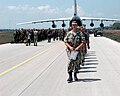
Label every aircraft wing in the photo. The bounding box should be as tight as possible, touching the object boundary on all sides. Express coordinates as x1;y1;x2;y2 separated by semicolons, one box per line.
16;17;71;25
16;17;120;25
81;17;120;22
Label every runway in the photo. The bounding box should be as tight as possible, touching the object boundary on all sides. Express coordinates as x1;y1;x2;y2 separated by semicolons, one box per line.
0;35;120;96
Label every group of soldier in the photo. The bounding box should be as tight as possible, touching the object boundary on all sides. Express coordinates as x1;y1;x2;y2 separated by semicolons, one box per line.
64;21;90;83
13;28;67;46
13;23;90;83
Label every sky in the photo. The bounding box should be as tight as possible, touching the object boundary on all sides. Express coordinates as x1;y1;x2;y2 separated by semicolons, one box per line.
0;0;120;29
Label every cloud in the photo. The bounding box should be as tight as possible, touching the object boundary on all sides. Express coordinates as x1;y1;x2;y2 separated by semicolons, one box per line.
87;10;105;17
7;5;60;14
37;5;60;14
8;5;31;11
7;5;86;17
65;5;85;16
113;14;120;18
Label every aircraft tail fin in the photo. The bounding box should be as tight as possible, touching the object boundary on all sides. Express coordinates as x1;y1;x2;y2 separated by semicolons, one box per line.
74;0;77;16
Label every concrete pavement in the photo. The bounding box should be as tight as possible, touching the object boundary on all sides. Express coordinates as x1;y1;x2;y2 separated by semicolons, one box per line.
0;35;120;96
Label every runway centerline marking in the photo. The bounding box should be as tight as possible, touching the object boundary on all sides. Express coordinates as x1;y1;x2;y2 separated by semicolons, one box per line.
0;45;57;76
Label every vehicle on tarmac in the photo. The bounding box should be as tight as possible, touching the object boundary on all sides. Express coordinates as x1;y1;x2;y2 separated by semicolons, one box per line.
94;30;103;37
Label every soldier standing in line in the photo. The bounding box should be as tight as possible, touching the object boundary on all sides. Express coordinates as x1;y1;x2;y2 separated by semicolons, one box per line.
33;29;38;46
52;29;56;41
26;30;31;46
79;26;86;66
84;29;90;51
64;21;84;83
47;28;52;43
80;26;90;66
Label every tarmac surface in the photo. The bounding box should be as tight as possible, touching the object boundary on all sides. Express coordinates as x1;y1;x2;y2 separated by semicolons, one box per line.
0;35;120;96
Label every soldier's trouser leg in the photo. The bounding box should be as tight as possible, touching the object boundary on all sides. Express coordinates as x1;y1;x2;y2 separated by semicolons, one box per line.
73;60;79;81
36;40;37;46
77;51;81;69
34;39;35;46
85;44;87;54
48;37;51;42
67;59;74;82
81;51;85;66
26;41;28;46
67;59;79;82
34;38;37;46
67;59;74;73
28;39;31;46
67;71;73;82
74;72;78;81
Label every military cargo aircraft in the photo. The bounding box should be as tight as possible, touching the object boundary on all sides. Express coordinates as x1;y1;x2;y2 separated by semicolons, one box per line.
16;0;120;28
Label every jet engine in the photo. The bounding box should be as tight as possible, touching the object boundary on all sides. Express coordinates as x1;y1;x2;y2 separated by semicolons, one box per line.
62;21;66;27
52;21;57;28
100;22;104;27
90;20;94;27
90;22;94;27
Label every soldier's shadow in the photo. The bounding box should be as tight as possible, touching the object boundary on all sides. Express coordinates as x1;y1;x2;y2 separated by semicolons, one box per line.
78;70;97;73
80;66;97;69
73;50;101;82
84;50;99;66
73;78;101;83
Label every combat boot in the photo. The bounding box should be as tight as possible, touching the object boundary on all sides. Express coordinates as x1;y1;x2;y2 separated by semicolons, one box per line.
67;72;73;82
74;72;78;81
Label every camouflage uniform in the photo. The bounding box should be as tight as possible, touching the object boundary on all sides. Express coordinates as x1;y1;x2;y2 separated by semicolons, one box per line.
33;30;38;46
26;32;31;46
80;32;86;65
64;31;82;73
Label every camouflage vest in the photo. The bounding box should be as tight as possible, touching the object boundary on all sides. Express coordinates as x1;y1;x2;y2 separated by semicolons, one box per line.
64;31;82;47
